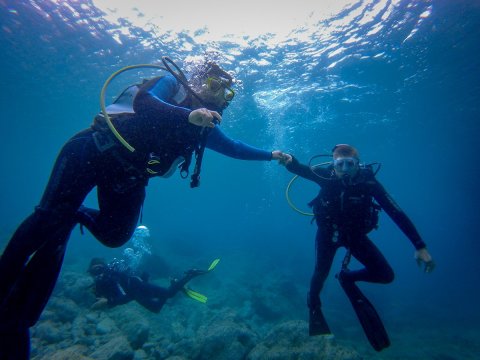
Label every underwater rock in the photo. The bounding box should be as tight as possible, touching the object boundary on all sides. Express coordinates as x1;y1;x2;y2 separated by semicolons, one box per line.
41;344;92;360
33;320;69;344
132;348;148;360
247;320;361;360
194;320;259;360
126;320;150;350
90;336;134;360
111;307;150;349
48;297;81;323
57;271;96;306
96;317;116;335
72;313;100;346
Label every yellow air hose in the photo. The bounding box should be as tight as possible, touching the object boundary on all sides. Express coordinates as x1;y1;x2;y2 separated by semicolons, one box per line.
285;175;314;216
285;162;332;217
100;64;167;152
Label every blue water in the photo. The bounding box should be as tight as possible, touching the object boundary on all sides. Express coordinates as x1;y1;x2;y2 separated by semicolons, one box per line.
1;0;479;358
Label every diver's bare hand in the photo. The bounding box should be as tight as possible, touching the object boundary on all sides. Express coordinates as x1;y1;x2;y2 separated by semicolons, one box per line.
415;248;435;273
189;108;222;128
277;153;293;166
271;150;285;161
90;298;108;310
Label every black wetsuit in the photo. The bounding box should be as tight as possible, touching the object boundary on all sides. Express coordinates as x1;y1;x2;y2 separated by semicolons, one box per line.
0;75;272;359
286;157;426;310
92;261;187;313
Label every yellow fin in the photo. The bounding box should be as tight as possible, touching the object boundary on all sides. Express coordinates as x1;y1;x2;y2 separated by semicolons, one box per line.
207;258;220;272
183;287;207;303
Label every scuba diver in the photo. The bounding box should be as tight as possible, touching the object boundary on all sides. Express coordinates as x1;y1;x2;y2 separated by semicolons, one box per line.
88;257;215;313
0;57;286;359
279;144;435;351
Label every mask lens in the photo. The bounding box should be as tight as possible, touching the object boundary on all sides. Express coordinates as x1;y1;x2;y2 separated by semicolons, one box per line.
207;77;222;92
207;77;235;101
334;157;358;171
224;87;235;101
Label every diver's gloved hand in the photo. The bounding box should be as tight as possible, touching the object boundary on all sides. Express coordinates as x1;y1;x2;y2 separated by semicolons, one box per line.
415;248;435;273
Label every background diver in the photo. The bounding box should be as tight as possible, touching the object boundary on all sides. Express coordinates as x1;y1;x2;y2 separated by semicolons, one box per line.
0;57;285;359
279;144;435;351
88;257;217;313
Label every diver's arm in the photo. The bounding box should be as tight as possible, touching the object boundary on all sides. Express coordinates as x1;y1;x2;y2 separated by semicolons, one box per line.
285;156;330;185
133;75;192;126
372;180;426;250
206;126;272;160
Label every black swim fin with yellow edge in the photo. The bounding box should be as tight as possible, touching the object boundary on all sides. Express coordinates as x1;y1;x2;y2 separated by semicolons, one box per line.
339;274;390;352
182;258;220;303
182;287;208;303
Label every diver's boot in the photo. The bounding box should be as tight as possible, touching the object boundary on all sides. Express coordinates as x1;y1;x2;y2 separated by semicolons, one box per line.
307;293;331;336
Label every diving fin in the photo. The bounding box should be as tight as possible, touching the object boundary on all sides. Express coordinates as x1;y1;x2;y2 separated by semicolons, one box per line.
207;258;220;272
182;259;220;303
309;305;331;336
183;287;207;303
339;276;390;351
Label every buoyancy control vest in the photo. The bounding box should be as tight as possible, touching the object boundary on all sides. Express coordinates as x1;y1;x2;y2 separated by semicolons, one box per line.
308;166;381;233
92;76;204;186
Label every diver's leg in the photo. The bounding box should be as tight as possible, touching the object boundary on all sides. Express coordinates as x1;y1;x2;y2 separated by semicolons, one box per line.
129;277;169;313
167;269;208;296
308;228;338;335
77;183;146;248
0;130;96;305
343;235;394;284
130;269;207;313
0;326;30;360
309;228;338;307
0;130;97;357
2;229;70;326
338;235;391;351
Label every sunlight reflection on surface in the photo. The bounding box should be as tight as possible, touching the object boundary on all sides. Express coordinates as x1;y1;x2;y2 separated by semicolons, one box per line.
91;0;355;43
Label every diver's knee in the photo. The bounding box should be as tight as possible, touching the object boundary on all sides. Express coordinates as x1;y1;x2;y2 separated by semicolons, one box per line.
97;229;132;248
97;236;129;248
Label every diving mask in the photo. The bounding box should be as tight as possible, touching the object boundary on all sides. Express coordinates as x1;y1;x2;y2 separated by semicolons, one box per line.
206;77;235;101
333;157;359;175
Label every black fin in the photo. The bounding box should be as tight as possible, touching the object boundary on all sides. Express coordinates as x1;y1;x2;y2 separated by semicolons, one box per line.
340;279;390;351
309;305;331;336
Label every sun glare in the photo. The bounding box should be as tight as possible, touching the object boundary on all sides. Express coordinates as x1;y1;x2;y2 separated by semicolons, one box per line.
92;0;355;43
